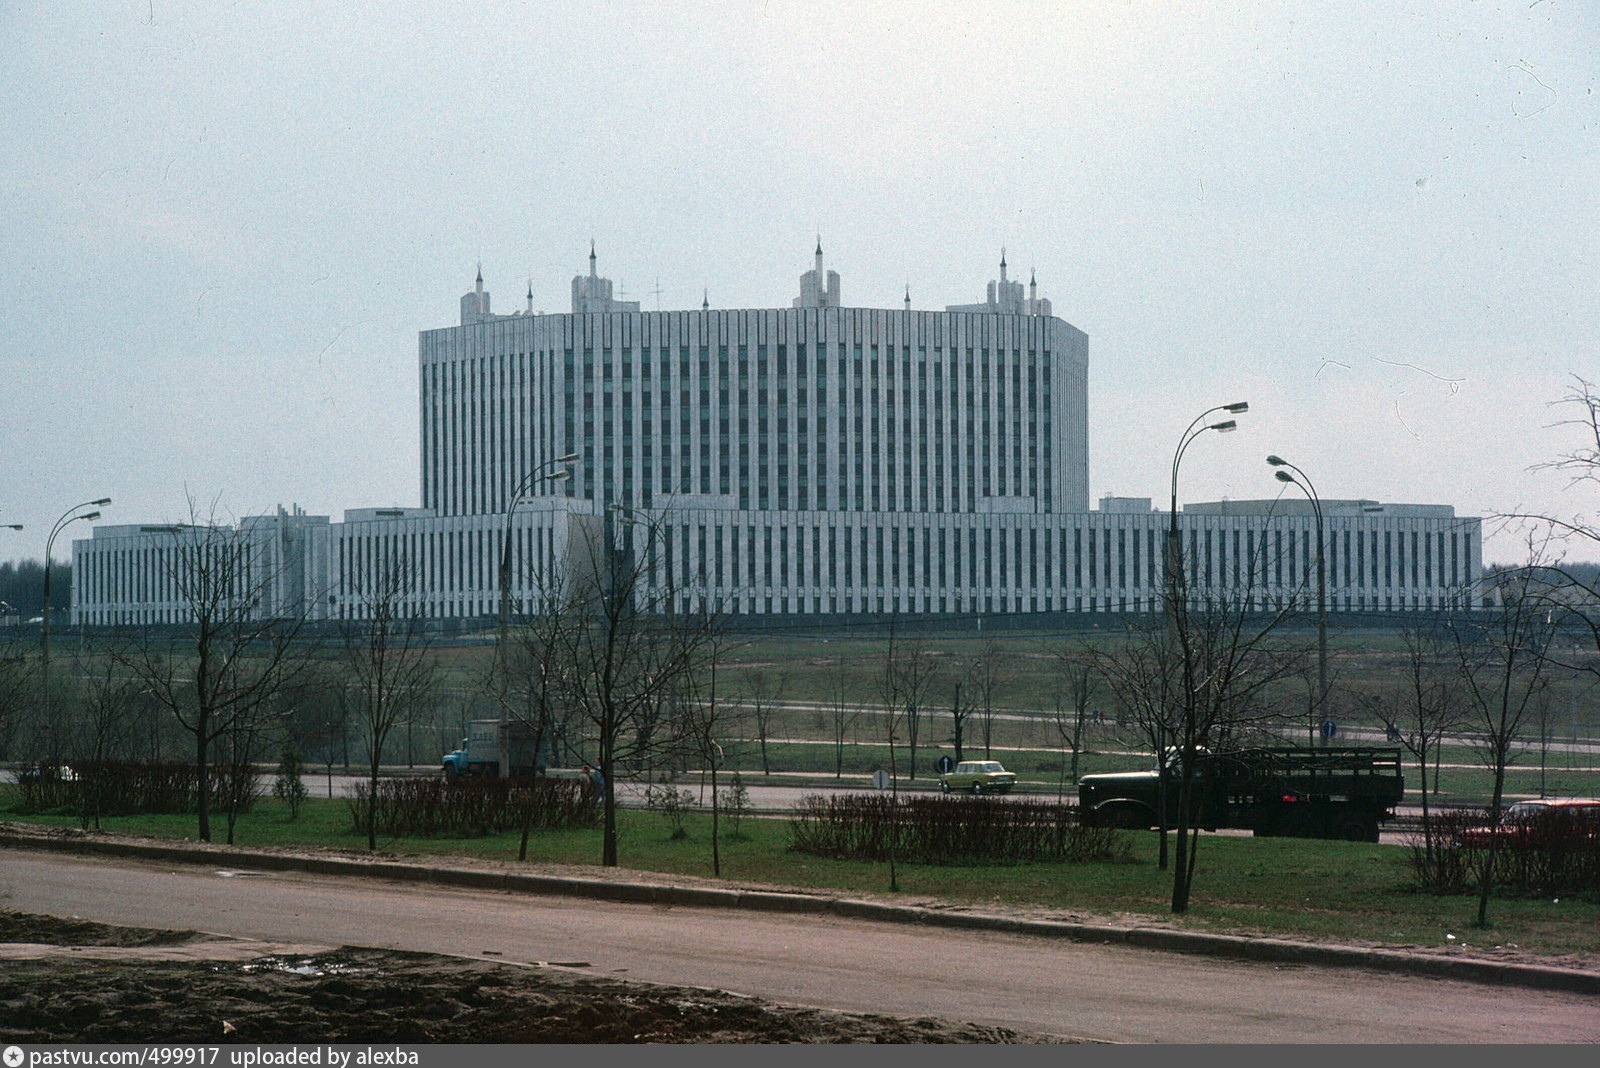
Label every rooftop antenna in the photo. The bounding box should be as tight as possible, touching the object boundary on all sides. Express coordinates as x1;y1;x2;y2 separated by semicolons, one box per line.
650;277;664;311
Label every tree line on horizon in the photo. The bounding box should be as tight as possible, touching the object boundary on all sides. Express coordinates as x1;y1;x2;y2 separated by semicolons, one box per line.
0;560;70;618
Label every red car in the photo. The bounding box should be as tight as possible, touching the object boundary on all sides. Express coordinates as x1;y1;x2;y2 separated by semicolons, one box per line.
1459;798;1600;849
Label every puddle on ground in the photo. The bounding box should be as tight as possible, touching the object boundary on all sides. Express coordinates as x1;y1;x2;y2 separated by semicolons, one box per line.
240;956;366;977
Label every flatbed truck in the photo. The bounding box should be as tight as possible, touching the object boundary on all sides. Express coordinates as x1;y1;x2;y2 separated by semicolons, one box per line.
1078;746;1404;842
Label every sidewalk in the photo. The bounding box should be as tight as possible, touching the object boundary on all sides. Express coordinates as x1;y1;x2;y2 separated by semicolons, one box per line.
2;820;1596;997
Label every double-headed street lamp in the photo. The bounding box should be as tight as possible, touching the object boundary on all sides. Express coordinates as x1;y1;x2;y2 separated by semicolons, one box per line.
42;497;111;761
1268;455;1328;745
498;456;577;636
1167;403;1249;624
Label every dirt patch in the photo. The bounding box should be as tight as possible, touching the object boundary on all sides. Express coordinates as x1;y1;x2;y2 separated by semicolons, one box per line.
0;910;203;947
0;912;1065;1043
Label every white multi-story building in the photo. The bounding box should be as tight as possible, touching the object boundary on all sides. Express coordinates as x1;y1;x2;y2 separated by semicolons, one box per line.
72;249;1481;625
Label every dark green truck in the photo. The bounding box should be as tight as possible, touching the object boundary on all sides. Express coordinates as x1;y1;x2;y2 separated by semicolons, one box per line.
1077;747;1404;843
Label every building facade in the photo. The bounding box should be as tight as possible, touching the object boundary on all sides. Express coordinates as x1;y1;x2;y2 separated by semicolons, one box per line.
72;250;1481;626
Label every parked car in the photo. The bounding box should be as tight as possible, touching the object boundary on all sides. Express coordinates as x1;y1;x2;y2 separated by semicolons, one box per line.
1458;798;1600;849
939;760;1016;795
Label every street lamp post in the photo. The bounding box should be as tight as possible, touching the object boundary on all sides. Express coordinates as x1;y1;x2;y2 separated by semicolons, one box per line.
42;498;111;762
1268;455;1327;745
1160;403;1246;889
498;455;577;637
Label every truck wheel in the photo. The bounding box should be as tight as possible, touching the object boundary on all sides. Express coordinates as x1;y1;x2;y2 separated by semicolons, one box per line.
442;764;457;782
1335;815;1377;842
1100;804;1146;830
971;782;984;795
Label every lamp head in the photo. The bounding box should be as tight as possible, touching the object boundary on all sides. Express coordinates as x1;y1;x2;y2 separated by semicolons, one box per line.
1266;455;1286;467
555;453;578;464
1223;402;1249;414
91;498;112;507
1209;420;1237;433
550;469;571;482
1275;470;1295;484
81;512;101;522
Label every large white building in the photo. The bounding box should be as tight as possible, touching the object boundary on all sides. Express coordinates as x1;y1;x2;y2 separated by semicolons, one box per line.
73;249;1481;626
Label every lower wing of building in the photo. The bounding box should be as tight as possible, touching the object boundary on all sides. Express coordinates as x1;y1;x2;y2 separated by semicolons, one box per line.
71;496;1482;626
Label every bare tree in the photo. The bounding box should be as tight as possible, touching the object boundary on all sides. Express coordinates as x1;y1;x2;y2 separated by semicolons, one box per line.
1092;630;1180;869
64;647;140;830
1097;592;1302;912
1450;563;1558;928
1047;640;1099;793
1351;625;1466;861
556;514;721;867
880;630;939;783
1501;376;1600;779
738;666;788;777
216;691;276;845
340;550;437;852
484;572;584;862
110;508;307;842
964;639;1009;758
825;661;861;780
678;629;734;876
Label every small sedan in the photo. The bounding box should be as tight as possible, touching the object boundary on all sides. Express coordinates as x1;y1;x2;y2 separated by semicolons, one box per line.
939;760;1017;795
1459;798;1600;849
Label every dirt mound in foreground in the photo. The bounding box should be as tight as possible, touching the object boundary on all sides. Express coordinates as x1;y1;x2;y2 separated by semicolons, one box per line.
0;912;1063;1044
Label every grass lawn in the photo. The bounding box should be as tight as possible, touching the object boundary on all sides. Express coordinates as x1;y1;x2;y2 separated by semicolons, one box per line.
7;792;1597;965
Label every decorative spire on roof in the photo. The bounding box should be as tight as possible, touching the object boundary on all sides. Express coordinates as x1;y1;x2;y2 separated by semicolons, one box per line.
999;248;1008;282
702;289;710;310
589;240;597;278
904;285;911;310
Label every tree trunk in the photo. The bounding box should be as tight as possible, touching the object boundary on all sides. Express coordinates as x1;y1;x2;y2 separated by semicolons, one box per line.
1475;761;1508;928
195;723;212;843
1169;759;1197;913
600;738;618;867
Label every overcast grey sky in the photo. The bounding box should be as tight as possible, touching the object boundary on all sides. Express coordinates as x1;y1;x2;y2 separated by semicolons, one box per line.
2;1;1596;567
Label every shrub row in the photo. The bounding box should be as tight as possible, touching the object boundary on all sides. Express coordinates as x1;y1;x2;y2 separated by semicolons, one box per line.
788;793;1130;865
11;761;258;816
1408;807;1600;899
347;776;599;838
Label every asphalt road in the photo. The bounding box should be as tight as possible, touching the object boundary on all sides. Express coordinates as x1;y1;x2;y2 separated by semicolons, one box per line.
2;849;1593;1043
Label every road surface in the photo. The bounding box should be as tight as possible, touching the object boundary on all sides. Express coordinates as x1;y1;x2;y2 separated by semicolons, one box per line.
1;849;1592;1043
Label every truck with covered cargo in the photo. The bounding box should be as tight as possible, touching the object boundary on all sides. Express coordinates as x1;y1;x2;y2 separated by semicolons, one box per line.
441;719;544;779
1077;746;1403;842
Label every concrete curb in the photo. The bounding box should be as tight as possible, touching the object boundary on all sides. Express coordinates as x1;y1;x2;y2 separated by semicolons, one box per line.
4;829;1596;996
